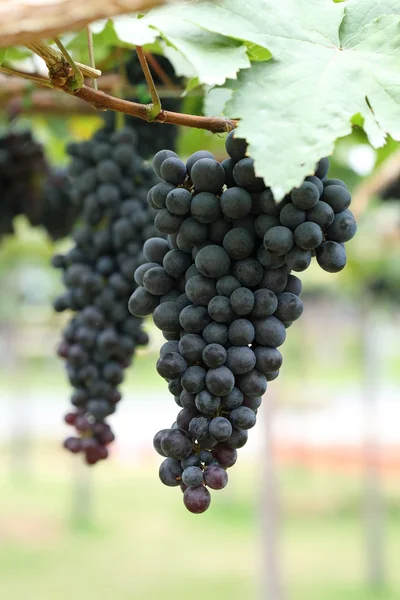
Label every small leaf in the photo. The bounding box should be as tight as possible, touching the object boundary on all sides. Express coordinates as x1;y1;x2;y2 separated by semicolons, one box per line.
0;48;7;66
203;87;233;117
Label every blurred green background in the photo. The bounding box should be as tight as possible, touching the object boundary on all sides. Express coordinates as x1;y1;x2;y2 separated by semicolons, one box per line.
0;109;399;600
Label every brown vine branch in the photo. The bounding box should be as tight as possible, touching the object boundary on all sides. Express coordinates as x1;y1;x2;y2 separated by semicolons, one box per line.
75;85;237;133
136;46;162;120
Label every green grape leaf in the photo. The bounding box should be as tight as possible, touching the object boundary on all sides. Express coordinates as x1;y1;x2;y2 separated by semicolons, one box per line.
90;9;251;86
172;0;400;199
0;48;7;66
203;87;233;117
339;0;400;44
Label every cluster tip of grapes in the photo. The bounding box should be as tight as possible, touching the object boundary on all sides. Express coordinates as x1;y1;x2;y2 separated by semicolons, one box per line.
53;126;162;465
128;131;357;513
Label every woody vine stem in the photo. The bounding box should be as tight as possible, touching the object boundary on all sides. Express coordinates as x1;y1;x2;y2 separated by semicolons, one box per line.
0;37;237;134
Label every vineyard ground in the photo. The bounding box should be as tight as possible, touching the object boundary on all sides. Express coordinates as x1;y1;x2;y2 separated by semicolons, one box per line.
0;444;400;600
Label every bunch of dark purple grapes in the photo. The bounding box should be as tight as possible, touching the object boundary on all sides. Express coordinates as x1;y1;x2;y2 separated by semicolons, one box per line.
53;126;161;465
0;129;86;242
128;131;357;513
0;129;48;241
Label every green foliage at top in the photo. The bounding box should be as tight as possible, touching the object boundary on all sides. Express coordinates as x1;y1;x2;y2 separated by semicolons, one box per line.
3;0;400;200
68;0;400;200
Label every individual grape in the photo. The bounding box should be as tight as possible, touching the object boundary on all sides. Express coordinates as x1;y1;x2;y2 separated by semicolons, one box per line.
259;189;289;216
191;192;221;223
179;305;210;333
179;217;208;245
253;316;286;347
185;264;200;281
204;464;228;490
166;188;192;216
257;246;286;270
233;258;263;287
315;157;330;180
160;157;187;185
228;319;255;346
153;149;179;177
220;387;244;410
316;241;347;273
212;444;237;468
225;346;256;375
181;366;207;394
284;274;303;296
195;390;221;415
128;287;160;317
178;334;206;365
206;366;235;396
209;417;232;442
233;157;264;191
181;453;201;469
225;428;248;449
216;275;241;297
202;322;229;346
225;130;248;161
221;158;236;187
242;395;262;411
251;288;278;318
230;287;255;316
182;466;204;487
143;267;173;296
191;158;225;194
151;181;176;209
155;209;184;234
168;378;183;398
64;437;82;453
183;486;211;513
254;214;280;238
285;246;312;272
188;415;210;439
159;458;183;486
179;389;196;409
280;202;306;230
326;209;357;243
229;405;258;429
324;178;347;189
264;226;294;256
305;175;324;196
294;222;323;250
274;292;304;322
220;187;252;220
321;185;351;213
209;218;232;244
254;346;283;374
236;369;267;398
186;275;217;306
156;352;187;379
163;249;192;279
195;245;230;279
223;228;254;260
208;296;235;323
186;150;215;175
202;344;227;368
291;182;320;210
161;429;192;460
153;302;181;333
306;201;334;229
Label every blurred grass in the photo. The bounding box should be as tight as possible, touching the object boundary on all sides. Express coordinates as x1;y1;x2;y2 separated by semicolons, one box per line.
1;443;400;600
